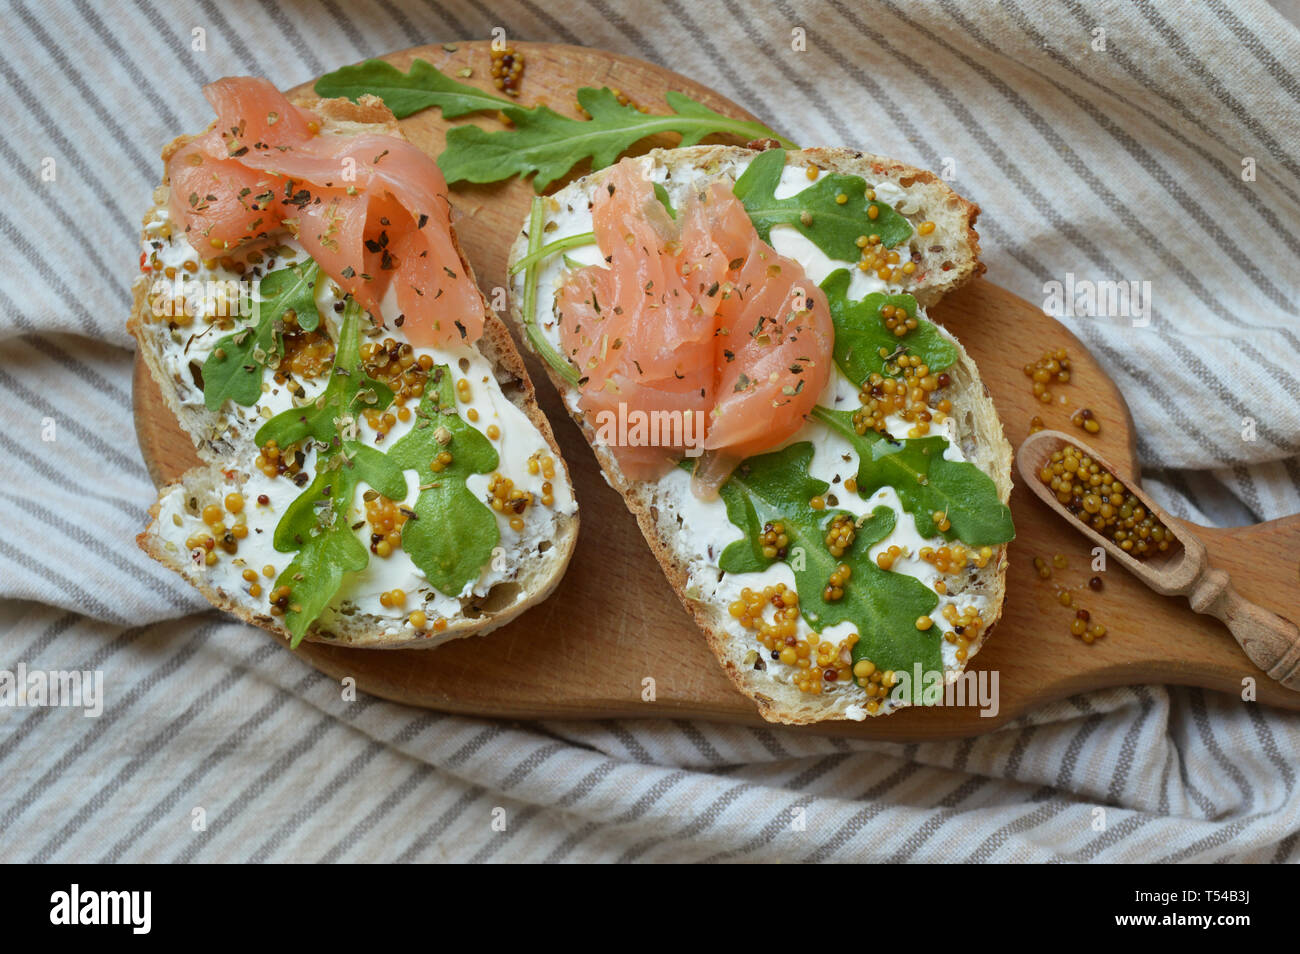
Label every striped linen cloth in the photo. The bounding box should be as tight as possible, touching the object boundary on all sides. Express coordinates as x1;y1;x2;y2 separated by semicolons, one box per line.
1;0;1298;863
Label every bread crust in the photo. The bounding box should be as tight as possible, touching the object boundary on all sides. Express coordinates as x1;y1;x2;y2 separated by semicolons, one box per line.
131;94;578;650
507;145;1009;722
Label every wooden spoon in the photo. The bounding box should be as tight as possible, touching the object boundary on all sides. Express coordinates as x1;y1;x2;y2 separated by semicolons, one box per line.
1018;429;1300;691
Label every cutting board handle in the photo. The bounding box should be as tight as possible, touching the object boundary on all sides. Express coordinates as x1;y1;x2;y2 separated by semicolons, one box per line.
1188;566;1300;690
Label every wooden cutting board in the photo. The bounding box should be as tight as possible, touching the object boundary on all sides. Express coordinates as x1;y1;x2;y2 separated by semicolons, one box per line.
132;41;1300;738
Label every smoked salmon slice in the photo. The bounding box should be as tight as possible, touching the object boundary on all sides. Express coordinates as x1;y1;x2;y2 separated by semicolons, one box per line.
166;76;483;347
557;160;833;492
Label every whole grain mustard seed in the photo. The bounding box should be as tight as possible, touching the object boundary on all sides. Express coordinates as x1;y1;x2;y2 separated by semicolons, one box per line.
823;563;851;602
824;513;856;558
852;353;951;440
1037;444;1172;559
919;544;992;575
365;494;410;558
360;338;429;407
488;472;540;532
940;603;985;663
1072;406;1102;434
490;45;525;96
760;521;789;560
1024;346;1071;404
729;583;859;694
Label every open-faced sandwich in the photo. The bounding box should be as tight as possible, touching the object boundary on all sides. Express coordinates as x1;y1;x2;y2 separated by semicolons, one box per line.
132;77;577;649
508;145;1013;722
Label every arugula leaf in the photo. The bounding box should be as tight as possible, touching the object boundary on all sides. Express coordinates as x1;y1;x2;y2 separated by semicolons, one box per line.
271;444;406;552
261;302;397;646
653;182;676;219
313;57;514;119
202;260;320;411
504;180;670;277
255;301;393;449
821;269;956;384
387;366;500;595
439;87;796;192
201;321;268;411
519;197;582;387
733;149;912;261
271;443;407;645
507;230;596;277
814;407;1014;545
715;443;940;689
258;259;321;332
274;525;369;646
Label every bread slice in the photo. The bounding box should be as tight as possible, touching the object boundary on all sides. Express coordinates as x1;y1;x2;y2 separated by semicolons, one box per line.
506;145;1010;721
131;94;578;649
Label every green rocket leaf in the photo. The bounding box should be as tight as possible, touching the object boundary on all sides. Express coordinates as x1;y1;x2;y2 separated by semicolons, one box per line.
439;87;796;192
714;443;941;690
254;301;392;449
257;258;321;332
262;302;398;646
732;149;912;261
274;525;369;646
387;366;500;596
317;59;795;190
201;260;320;411
313;57;515;119
653;181;676;219
271;444;406;552
814;407;1014;545
821;269;957;384
518;197;582;387
271;441;406;645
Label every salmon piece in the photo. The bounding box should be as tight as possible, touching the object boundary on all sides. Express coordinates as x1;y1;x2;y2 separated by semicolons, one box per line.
558;162;712;388
556;160;833;492
687;183;832;460
557;162;713;480
165;76;483;347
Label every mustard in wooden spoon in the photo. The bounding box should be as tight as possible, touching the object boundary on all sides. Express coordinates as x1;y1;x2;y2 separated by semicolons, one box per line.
1018;429;1300;691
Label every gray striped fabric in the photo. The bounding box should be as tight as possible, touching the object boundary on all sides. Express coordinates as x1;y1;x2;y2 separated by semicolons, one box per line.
2;0;1298;862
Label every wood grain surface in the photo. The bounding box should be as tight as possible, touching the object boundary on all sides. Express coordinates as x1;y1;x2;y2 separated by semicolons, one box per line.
132;41;1300;738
